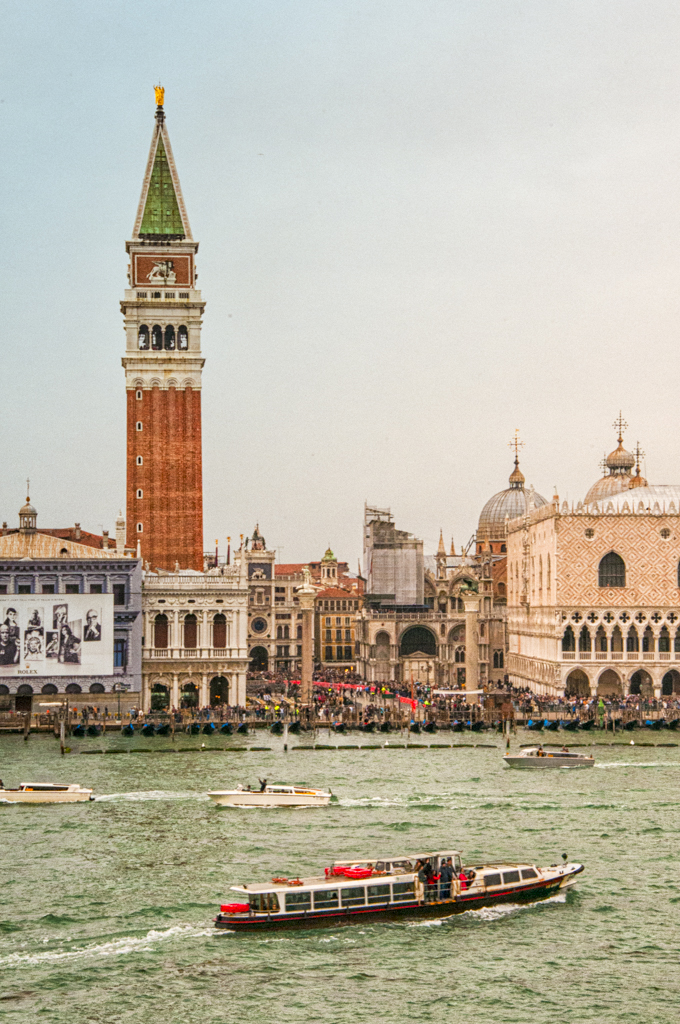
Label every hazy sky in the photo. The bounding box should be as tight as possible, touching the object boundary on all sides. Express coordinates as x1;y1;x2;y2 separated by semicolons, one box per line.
3;0;680;566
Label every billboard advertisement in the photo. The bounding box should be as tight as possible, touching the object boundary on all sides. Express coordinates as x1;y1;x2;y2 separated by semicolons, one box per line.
0;595;114;677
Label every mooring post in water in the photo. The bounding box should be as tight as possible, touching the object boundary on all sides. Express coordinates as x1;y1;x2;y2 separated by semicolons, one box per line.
23;712;30;741
60;717;66;756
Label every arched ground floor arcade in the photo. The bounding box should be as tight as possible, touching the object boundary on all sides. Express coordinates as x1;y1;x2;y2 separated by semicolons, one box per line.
142;660;248;711
560;664;680;699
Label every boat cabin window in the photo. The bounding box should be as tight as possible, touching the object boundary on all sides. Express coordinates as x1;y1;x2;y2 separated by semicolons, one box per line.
341;886;366;907
285;891;311;912
521;868;538;880
453;854;462;875
249;893;280;914
392;882;415;902
502;870;520;884
313;889;339;910
367;884;391;904
484;873;502;888
390;860;413;872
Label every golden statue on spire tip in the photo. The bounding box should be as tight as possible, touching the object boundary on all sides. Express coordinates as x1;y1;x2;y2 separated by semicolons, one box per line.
154;84;165;107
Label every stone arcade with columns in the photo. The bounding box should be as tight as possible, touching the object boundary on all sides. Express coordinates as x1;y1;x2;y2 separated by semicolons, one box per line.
142;553;248;711
507;482;680;699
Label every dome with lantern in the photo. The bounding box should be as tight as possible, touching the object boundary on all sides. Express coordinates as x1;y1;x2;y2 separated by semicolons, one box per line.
477;447;547;550
584;415;647;505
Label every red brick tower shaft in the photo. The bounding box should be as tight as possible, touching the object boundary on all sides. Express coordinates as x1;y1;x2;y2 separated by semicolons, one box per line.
121;92;205;571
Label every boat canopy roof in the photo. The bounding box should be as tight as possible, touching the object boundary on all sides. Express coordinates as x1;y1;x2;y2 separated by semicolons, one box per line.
232;870;416;894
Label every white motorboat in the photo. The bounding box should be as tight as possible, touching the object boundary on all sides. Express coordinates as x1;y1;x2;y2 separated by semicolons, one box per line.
0;783;94;804
208;784;332;808
503;746;594;769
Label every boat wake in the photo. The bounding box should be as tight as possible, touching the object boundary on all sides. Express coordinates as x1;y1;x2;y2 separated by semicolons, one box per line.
0;924;211;969
94;790;208;802
408;892;567;928
594;762;675;770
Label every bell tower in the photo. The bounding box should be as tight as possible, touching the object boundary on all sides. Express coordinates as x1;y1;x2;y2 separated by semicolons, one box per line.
121;88;205;571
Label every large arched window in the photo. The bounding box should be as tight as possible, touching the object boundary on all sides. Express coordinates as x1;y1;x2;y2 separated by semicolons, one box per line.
164;325;175;350
399;626;437;657
579;625;591;653
598;551;626;588
138;325;150;350
213;613;227;648
154;613;168;649
178;325;188;350
561;625;575;652
184;613;197;649
151;325;163;350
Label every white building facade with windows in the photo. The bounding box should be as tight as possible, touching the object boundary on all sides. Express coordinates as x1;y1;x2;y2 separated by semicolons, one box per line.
142;556;249;710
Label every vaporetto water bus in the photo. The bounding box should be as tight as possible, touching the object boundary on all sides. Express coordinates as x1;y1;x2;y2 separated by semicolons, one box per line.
503;747;595;769
214;849;584;931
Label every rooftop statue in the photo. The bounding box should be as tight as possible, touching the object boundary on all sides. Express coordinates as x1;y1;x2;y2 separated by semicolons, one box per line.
154;85;165;107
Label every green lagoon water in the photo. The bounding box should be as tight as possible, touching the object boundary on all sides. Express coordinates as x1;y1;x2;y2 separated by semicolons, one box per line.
0;730;679;1023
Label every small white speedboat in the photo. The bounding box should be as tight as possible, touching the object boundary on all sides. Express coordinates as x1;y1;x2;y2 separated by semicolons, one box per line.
208;784;332;808
0;783;94;804
503;747;594;769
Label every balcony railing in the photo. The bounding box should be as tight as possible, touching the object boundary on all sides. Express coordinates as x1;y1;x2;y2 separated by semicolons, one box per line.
562;649;680;663
145;647;243;660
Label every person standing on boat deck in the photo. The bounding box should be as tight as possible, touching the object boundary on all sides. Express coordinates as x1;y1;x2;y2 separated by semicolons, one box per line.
459;868;468;891
259;778;267;792
439;858;453;899
423;862;436;901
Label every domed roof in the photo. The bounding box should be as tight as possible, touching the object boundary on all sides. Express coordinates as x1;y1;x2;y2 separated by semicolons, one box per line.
477;459;548;540
605;440;635;472
584;473;631;505
584;417;641;504
629;467;648;489
20;498;36;516
322;546;336;562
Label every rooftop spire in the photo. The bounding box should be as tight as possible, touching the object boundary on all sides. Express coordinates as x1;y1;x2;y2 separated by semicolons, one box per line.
437;529;446;556
507;429;525;489
132;87;192;241
613;411;628;445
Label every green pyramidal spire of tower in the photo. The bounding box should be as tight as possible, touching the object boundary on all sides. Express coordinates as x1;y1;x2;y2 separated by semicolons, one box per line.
139;136;185;237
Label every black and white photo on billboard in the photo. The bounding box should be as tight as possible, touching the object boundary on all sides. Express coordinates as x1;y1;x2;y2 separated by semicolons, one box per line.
84;608;102;641
0;596;114;676
3;607;20;641
27;608;43;628
0;622;19;665
24;628;44;660
58;617;81;665
45;631;59;659
53;604;68;630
